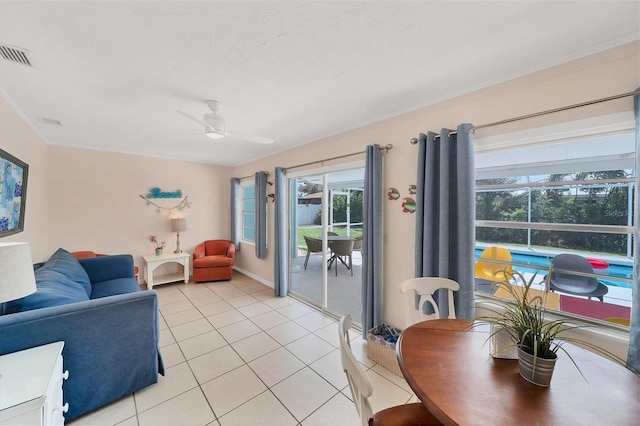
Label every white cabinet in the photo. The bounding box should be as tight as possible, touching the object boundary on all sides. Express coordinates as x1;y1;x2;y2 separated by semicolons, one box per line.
0;342;69;426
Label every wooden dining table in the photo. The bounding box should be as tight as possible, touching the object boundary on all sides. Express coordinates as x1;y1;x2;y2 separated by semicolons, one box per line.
396;319;640;425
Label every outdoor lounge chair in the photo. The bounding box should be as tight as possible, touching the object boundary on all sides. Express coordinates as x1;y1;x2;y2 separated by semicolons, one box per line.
548;253;608;301
474;246;513;283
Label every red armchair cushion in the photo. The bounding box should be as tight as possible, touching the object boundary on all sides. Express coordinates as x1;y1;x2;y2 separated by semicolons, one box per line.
193;256;233;268
205;240;234;257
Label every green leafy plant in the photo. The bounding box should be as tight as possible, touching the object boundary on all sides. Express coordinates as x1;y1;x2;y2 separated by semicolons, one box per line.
477;269;591;379
476;268;638;382
491;271;568;359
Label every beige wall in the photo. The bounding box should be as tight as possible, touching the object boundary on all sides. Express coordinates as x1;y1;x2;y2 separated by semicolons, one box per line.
46;147;232;273
232;41;640;330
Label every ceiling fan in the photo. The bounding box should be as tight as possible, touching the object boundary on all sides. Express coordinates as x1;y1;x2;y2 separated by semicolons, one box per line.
178;100;274;144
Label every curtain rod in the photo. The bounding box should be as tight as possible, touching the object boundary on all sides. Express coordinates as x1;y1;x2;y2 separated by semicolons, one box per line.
237;171;270;181
409;90;640;144
235;143;392;179
285;143;393;172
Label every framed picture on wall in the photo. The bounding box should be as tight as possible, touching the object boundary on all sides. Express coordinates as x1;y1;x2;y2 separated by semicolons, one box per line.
0;149;29;237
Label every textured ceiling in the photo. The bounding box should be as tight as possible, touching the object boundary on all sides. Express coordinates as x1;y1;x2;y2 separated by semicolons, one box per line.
0;1;638;166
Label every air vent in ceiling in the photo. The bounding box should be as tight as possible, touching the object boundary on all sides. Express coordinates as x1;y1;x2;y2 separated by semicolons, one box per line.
37;117;63;126
0;43;36;67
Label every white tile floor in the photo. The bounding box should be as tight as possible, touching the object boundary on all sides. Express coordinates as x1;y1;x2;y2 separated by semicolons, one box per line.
68;272;417;426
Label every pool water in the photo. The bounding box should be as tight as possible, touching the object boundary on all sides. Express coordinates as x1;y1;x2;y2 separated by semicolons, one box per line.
475;248;633;289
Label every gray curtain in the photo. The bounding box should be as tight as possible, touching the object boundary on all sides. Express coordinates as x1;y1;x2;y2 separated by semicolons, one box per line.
230;178;241;250
628;90;640;374
255;171;268;259
274;167;287;296
362;144;383;338
415;124;475;319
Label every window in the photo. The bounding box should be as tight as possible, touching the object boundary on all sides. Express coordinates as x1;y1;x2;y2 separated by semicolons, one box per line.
475;173;634;257
242;184;255;242
474;125;635;327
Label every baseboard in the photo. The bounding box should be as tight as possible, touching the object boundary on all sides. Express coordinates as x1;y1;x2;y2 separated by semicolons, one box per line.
233;266;273;288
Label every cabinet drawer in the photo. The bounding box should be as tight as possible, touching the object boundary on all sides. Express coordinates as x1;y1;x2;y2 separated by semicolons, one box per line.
44;355;68;425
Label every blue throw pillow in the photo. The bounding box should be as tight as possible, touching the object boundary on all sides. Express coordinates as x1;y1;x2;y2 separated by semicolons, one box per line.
43;248;92;297
2;248;91;315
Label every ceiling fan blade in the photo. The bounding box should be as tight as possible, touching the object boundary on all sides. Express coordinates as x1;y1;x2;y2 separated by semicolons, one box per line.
178;132;207;139
178;110;215;132
226;131;274;144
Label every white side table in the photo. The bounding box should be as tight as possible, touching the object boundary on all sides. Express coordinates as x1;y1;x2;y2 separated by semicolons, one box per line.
143;252;190;289
0;341;69;426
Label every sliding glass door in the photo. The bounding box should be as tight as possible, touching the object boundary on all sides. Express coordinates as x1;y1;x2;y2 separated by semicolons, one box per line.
288;166;364;323
289;173;324;308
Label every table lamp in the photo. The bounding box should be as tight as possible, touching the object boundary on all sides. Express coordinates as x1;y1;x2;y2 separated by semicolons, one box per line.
0;242;37;303
171;218;186;253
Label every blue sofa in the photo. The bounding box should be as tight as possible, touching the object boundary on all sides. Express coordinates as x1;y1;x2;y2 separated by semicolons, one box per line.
0;248;164;421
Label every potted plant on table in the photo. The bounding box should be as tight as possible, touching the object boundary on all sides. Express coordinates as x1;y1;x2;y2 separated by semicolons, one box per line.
148;235;166;256
476;269;583;387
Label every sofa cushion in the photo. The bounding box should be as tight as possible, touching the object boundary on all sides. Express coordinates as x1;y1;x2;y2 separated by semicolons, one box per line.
2;248;91;314
45;248;93;296
193;255;234;268
90;278;140;299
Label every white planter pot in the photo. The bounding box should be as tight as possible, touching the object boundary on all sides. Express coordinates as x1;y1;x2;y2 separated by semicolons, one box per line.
490;324;519;359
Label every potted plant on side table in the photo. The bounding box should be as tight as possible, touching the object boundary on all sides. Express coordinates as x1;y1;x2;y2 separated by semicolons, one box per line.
148;235;166;256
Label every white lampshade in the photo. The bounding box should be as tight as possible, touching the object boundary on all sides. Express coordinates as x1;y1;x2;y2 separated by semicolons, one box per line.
0;242;37;303
171;218;186;232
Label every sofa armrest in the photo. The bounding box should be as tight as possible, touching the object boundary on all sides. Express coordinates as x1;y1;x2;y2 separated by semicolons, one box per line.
79;254;135;283
193;243;206;260
0;290;163;421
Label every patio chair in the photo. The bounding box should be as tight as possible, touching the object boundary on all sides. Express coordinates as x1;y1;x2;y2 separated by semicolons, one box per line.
549;254;608;301
352;236;363;251
303;236;324;269
400;277;459;327
338;315;442;426
474;246;513;283
326;232;340;262
328;239;355;276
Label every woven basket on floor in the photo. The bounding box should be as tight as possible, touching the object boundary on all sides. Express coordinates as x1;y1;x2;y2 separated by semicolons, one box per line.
366;324;402;377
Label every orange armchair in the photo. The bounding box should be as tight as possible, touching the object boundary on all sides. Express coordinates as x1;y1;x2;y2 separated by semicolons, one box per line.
192;240;236;283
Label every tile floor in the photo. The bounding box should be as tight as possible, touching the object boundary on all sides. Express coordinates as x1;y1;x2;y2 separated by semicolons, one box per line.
68;272;417;426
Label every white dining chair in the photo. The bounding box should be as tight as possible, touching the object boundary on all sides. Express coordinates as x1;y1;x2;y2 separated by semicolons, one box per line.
338;315;441;426
400;277;459;328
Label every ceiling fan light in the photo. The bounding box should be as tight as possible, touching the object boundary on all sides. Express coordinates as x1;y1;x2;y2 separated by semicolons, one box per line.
205;131;225;139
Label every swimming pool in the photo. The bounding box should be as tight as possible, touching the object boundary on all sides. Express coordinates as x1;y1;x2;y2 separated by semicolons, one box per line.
475;248;633;289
